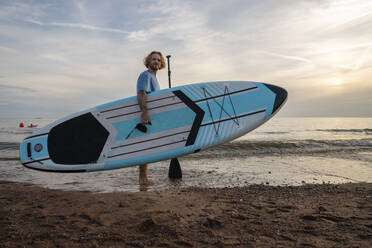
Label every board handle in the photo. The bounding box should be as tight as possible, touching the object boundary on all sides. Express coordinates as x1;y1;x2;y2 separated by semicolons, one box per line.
27;142;32;158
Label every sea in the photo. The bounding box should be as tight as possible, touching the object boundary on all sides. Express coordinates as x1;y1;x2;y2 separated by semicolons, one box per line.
1;117;371;193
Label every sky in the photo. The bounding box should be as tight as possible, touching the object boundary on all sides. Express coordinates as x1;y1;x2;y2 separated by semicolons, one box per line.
0;0;371;118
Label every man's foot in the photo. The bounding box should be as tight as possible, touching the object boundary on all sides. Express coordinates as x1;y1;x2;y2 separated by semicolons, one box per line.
139;177;161;186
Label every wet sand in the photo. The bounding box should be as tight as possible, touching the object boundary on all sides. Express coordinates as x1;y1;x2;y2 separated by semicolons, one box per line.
1;181;371;248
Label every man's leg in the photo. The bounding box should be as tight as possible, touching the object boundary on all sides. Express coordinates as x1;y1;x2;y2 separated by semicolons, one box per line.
139;164;149;185
139;164;159;185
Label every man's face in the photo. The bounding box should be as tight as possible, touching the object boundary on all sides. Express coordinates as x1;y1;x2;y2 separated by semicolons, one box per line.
149;53;161;71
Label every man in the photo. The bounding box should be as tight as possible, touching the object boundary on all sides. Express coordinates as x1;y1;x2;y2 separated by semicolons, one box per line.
137;51;166;185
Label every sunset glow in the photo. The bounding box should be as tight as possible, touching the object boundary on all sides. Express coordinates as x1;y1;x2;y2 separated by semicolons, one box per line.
328;78;343;86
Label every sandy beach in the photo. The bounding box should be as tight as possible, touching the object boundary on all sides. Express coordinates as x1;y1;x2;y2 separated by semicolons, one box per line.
1;181;371;247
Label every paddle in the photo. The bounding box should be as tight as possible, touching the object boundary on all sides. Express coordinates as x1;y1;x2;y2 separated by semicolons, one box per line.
166;55;182;179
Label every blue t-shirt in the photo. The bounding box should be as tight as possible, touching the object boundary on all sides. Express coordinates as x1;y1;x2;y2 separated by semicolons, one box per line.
137;70;160;93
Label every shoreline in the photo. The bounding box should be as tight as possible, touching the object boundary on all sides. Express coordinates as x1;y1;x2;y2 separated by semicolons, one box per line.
1;181;371;247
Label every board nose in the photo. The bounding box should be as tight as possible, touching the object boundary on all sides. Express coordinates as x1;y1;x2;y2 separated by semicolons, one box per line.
263;83;288;114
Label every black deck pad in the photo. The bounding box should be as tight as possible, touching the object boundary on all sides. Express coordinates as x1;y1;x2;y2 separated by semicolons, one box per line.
48;113;109;165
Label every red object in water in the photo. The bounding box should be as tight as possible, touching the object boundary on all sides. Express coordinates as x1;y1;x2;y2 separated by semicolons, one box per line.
19;123;24;128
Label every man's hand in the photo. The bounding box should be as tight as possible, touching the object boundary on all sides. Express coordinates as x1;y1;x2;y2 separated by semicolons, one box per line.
141;111;150;124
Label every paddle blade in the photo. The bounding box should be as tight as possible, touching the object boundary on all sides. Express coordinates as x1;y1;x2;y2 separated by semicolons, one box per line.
168;158;182;179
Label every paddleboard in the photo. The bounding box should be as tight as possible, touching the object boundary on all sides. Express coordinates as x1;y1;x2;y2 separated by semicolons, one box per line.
20;81;287;172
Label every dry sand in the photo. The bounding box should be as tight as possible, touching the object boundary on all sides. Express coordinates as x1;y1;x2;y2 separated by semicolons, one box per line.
1;181;371;247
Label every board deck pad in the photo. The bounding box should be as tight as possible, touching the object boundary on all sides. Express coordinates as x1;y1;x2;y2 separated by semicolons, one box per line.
20;81;287;172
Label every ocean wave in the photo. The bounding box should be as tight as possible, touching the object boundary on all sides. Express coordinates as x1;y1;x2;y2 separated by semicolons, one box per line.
0;129;33;135
316;128;372;134
260;131;290;135
1;138;371;159
188;139;372;158
0;142;20;151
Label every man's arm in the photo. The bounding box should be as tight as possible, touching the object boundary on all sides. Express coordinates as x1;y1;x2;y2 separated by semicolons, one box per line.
137;90;150;123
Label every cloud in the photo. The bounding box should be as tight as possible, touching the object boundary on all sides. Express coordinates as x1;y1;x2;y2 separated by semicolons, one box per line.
324;8;372;31
127;30;151;42
26;19;129;34
0;45;19;54
259;51;312;63
0;1;46;21
0;84;36;93
0;0;372;117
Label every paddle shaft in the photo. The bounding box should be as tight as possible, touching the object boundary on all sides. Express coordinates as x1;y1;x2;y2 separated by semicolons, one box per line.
166;55;171;88
166;54;182;179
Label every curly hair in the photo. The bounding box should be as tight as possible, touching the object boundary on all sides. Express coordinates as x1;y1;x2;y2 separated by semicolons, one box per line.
143;51;166;70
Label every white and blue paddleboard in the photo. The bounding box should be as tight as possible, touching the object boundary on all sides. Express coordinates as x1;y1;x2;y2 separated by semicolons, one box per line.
20;81;287;172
